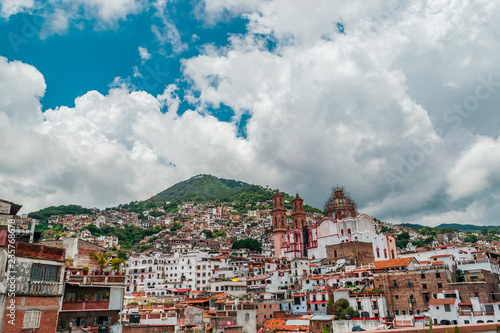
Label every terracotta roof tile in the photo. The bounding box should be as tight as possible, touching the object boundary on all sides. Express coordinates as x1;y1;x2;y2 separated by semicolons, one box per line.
371;257;415;269
429;298;456;305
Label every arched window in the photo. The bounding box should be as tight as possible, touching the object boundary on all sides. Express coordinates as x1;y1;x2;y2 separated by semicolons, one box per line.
376;247;380;258
347;228;351;235
334;250;337;257
341;229;344;236
391;249;395;259
384;249;387;258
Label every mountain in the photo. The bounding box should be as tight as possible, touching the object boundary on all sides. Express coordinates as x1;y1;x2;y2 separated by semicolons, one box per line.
434;223;498;232
148;174;322;214
150;174;251;203
28;205;92;222
397;222;498;232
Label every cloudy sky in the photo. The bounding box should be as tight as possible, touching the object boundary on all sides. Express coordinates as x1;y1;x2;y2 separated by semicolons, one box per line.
1;0;499;226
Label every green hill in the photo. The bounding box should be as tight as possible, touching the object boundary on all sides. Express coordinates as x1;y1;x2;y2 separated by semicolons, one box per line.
28;205;92;222
151;174;252;203
397;222;498;232
145;174;322;214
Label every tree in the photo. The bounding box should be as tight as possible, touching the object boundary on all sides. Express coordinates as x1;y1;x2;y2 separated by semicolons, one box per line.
202;230;214;239
170;222;182;233
232;238;262;252
438;227;458;234
380;226;392;233
110;258;124;272
419;227;437;236
331;298;359;318
90;252;111;273
321;326;331;333
464;234;478;243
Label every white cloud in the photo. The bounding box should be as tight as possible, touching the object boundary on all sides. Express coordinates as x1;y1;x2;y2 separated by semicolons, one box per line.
138;46;151;63
2;1;500;227
447;136;500;201
151;0;188;53
2;0;146;36
0;0;35;18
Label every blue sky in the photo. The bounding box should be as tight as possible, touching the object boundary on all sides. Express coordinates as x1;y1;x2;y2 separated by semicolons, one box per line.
1;0;500;227
0;1;247;117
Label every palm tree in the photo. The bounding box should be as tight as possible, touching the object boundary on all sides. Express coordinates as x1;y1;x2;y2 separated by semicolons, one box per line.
110;258;124;274
89;252;111;274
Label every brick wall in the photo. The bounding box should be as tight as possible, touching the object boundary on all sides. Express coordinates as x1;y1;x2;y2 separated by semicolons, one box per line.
256;301;280;326
2;296;60;333
77;241;106;269
374;269;450;316
122;325;175;333
326;241;375;265
451;270;500;303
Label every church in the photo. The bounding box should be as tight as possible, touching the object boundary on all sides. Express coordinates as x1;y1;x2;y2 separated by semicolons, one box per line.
272;187;397;262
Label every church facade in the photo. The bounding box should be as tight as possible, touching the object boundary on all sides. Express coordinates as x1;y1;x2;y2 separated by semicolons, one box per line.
272;187;397;262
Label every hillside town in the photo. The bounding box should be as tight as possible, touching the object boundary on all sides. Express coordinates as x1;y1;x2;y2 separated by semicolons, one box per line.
2;186;500;333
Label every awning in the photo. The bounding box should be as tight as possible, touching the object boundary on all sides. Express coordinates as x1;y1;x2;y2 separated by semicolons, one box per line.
173;288;191;293
309;301;328;304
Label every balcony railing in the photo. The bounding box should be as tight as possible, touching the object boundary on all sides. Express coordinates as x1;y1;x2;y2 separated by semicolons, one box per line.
66;273;126;285
16;281;64;296
459;310;495;316
61;300;110;311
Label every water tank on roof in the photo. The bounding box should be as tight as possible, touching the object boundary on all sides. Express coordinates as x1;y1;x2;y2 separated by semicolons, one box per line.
130;312;141;324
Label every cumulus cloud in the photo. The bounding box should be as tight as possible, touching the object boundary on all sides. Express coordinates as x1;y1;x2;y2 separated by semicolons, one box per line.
138;46;151;63
2;1;500;227
1;0;145;36
0;0;35;18
447;136;500;201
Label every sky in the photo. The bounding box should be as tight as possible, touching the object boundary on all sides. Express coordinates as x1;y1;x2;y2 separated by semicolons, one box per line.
1;0;500;226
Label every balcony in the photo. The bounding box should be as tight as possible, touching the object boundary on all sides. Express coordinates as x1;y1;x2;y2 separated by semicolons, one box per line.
61;300;110;311
459;310;495;316
66;272;126;286
16;281;64;296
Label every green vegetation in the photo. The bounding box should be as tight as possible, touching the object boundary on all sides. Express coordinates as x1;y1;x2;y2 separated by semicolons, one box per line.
202;229;226;239
329;298;359;318
81;224;165;249
28;205;92;222
464;234;478;243
396;232;410;249
232;238;263;252
90;252;111;271
147;174;322;214
170;222;183;233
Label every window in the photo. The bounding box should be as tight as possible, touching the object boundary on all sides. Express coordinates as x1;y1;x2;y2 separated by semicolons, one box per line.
402;310;406;315
395;295;399;299
436;273;441;278
245;313;250;321
392;280;397;287
407;279;412;286
421;273;425;279
475;292;479;297
444;304;451;312
438;283;443;288
423;294;430;302
422;284;427;289
23;310;41;329
30;264;59;282
394;310;399;316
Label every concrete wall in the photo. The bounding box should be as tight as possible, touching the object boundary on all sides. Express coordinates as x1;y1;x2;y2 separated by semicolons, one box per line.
332;320;381;333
